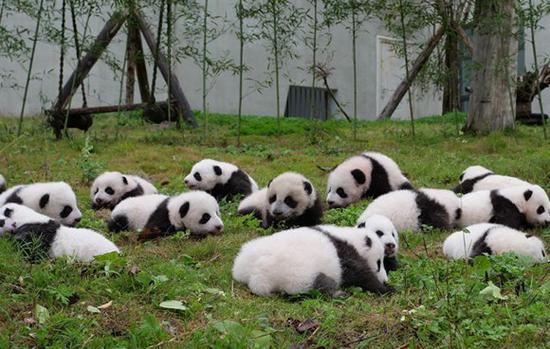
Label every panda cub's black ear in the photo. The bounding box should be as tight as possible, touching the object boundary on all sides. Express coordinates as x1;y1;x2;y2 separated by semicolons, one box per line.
179;202;190;218
122;176;128;185
351;169;366;185
303;181;313;195
39;194;50;208
524;189;533;201
267;179;273;188
213;166;222;176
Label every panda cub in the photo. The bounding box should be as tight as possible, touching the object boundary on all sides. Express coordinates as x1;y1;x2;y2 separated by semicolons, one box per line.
108;191;223;239
454;165;530;194
357;214;399;272
238;172;323;229
0;174;6;194
357;188;460;233
458;185;550;230
0;204;119;263
184;159;258;200
326;151;413;208
0;182;82;226
232;225;393;296
91;171;157;210
443;223;546;262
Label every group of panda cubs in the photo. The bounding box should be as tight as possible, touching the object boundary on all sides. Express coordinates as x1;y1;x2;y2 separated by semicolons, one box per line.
0;151;548;298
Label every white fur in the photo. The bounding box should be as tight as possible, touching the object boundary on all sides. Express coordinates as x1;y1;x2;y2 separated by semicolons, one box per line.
326;151;410;208
184;159;258;193
357;188;460;232
91;171;157;209
458;165;530;192
358;214;399;257
238;188;267;215
458;185;550;228
267;172;317;220
232;225;386;296
443;223;546;262
0;182;81;226
111;191;223;235
1;204;119;262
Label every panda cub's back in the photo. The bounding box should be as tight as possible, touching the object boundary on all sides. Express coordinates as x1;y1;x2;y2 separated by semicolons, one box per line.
112;194;168;230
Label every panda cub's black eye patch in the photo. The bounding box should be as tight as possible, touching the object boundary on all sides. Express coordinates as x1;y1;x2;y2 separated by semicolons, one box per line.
376;230;384;238
336;187;348;198
4;208;12;218
199;213;211;224
194;172;202;181
269;195;276;204
284;196;298;208
60;206;73;218
376;259;381;272
537;206;545;214
105;187;115;195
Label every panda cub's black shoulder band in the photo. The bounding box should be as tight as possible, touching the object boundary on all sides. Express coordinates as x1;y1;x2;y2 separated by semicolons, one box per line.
12;220;60;262
453;172;493;194
360;155;393;199
470;227;495;258
489;190;530;230
211;169;253;200
120;183;144;203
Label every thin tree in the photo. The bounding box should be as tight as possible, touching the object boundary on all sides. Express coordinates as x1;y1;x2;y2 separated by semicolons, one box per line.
202;0;208;138
397;0;415;136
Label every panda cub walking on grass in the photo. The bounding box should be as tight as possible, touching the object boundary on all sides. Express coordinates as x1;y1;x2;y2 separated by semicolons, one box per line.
91;171;157;210
0;204;119;263
0;181;82;227
326;151;413;208
108;191;223;240
232;225;393;297
184;159;258;201
238;172;323;229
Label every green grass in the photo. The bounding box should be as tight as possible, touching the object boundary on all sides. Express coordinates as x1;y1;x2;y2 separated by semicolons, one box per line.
0;112;549;348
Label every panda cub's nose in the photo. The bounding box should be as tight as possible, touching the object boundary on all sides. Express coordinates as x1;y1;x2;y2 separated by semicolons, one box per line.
327;200;335;207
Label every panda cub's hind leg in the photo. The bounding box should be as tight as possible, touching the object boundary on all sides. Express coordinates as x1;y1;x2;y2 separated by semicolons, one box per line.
313;273;347;297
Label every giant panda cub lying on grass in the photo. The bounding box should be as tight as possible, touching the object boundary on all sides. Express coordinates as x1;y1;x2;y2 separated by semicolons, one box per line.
237;172;323;229
232;225;393;297
443;223;546;262
357;214;399;272
326;151;413;208
184;159;258;201
0;204;119;262
453;165;530;194
108;191;223;240
0;181;82;227
91;171;157;210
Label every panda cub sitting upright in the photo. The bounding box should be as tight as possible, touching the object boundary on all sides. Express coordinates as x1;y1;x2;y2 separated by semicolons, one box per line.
458;185;550;230
91;171;157;210
443;223;546;262
357;188;460;233
184;159;258;201
0;181;82;226
326;151;413;208
108;191;223;239
0;204;119;263
357;214;399;272
0;174;6;194
453;165;530;194
232;225;393;296
238;172;323;229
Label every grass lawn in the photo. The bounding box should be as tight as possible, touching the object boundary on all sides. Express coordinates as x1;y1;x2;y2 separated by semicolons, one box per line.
0;112;549;348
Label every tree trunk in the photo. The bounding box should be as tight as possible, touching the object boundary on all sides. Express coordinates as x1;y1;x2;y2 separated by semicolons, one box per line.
465;0;518;133
442;31;459;113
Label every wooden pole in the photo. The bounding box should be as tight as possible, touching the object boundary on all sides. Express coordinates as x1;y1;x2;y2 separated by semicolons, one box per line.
125;29;136;104
130;25;151;103
134;10;197;127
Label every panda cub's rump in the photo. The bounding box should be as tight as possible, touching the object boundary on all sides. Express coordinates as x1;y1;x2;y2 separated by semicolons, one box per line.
109;191;223;239
454;165;530;194
443;223;546;262
326;151;412;208
358;188;460;233
0;181;82;227
232;225;392;296
184;159;258;200
91;171;157;210
1;204;119;263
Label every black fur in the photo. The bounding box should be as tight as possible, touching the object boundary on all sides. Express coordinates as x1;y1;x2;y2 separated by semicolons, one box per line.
238;206;264;220
210;169;254;200
4;187;23;205
383;256;398;272
312;226;393;295
143;198;178;236
312;272;339;295
119;183;144;205
470;228;494;258
455;208;462;221
12;220;60;262
108;215;130;233
399;182;414;190
360;155;393;199
489;190;530;229
453;172;493;194
39;194;50;209
262;196;323;229
415;190;452;230
0;183;5;194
